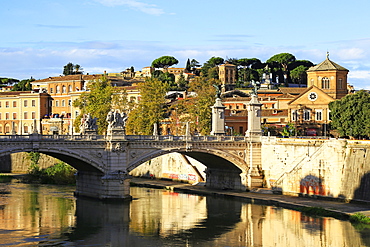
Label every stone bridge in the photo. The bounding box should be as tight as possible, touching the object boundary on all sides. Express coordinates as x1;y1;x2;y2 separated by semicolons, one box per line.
0;134;262;200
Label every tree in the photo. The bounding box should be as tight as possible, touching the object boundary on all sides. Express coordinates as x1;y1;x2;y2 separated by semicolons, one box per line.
73;76;126;135
151;56;179;71
12;78;34;91
63;62;83;76
126;78;169;135
177;77;217;135
266;53;296;85
290;65;308;87
201;56;224;78
329;90;370;138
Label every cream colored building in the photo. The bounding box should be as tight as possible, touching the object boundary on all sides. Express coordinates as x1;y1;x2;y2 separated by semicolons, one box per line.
0;91;49;135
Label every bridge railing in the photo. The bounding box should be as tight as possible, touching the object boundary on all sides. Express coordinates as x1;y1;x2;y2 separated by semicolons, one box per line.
0;134;254;142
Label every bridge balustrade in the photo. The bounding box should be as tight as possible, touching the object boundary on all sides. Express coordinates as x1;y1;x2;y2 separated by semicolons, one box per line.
0;134;253;142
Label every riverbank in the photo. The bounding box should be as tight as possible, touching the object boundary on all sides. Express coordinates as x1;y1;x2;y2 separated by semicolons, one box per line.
130;177;370;219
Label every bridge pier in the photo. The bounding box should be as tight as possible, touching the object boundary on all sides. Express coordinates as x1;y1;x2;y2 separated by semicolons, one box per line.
75;170;132;201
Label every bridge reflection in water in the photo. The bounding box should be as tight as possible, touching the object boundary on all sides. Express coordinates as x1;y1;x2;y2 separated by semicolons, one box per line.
0;182;368;246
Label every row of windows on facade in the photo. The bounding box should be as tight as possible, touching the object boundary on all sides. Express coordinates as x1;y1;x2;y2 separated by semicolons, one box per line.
0;112;36;120
49;85;76;94
52;99;72;107
0;100;36;108
0;124;33;134
291;109;327;121
311;78;344;89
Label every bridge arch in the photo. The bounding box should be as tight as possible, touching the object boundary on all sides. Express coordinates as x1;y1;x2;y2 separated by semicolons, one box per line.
0;146;104;174
126;147;247;173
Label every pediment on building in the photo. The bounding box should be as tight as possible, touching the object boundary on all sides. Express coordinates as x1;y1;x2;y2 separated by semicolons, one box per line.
288;85;335;106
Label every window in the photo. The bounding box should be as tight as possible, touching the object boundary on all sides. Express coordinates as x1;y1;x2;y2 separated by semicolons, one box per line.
0;125;2;133
24;112;28;119
0;113;1;120
5;101;9;108
24;100;28;107
62;100;65;107
310;79;314;86
292;110;298;121
68;99;72;106
50;88;54;93
5;124;10;134
303;110;311;121
316;110;323;121
68;85;72;92
32;100;36;107
13;113;16;120
13;101;17;107
62;85;66;93
321;77;330;89
239;126;243;134
55;100;59;107
24;125;28;134
56;86;60;93
32;112;36;119
338;78;343;89
0;102;1;108
5;113;9;120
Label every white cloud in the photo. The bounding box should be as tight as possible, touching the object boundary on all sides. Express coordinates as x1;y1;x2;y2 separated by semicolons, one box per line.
95;0;164;15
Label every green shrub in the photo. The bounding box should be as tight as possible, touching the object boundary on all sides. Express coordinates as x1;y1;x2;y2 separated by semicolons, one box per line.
350;213;370;224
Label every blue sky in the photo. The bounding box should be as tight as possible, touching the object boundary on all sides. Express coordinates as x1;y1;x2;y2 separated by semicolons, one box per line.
1;0;370;89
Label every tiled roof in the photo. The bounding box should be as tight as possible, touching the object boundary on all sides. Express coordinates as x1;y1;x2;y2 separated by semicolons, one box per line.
34;74;102;83
261;109;288;117
307;58;348;72
279;87;307;95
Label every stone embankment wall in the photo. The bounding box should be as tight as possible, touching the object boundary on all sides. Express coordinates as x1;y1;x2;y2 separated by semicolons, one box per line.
0;152;60;173
261;137;370;201
129;153;206;184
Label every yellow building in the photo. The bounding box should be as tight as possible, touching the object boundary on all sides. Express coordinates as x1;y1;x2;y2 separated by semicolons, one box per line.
288;54;350;136
0;91;49;135
32;74;101;134
218;62;237;91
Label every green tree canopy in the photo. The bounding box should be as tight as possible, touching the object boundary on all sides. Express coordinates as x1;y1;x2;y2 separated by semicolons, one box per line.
63;62;83;76
177;77;217;135
73;76;126;134
329;90;370;138
126;78;169;135
11;78;34;91
201;57;224;78
151;56;179;70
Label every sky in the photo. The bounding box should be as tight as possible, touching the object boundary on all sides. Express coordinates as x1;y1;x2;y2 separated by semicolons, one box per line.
1;0;370;89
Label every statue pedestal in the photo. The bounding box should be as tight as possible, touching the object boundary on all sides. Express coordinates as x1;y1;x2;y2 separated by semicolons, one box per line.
245;95;262;138
106;128;126;141
85;130;98;140
211;98;226;135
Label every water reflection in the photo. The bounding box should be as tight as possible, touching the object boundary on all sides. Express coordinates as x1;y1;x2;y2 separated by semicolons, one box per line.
0;181;369;246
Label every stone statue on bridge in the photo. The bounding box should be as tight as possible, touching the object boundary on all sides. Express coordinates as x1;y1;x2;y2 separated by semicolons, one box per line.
106;109;128;138
80;113;98;134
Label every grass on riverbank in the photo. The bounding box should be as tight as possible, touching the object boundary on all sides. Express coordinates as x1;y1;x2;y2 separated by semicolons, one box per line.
299;206;348;220
24;162;76;185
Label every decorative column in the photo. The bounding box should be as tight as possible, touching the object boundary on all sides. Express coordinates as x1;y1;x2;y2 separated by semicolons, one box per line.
245;95;262;138
210;97;226;135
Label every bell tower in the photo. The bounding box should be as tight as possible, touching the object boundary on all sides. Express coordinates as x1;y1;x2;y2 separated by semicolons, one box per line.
306;52;349;99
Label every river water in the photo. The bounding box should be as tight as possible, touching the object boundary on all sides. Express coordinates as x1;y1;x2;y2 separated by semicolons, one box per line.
1;181;370;247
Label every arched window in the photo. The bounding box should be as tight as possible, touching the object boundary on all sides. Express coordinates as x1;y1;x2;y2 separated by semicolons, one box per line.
62;85;66;93
0;124;3;133
68;85;72;92
321;77;330;89
56;85;60;93
5;124;10;134
24;124;29;134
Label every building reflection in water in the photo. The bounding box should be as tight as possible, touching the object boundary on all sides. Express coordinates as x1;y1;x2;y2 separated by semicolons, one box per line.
0;183;369;246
